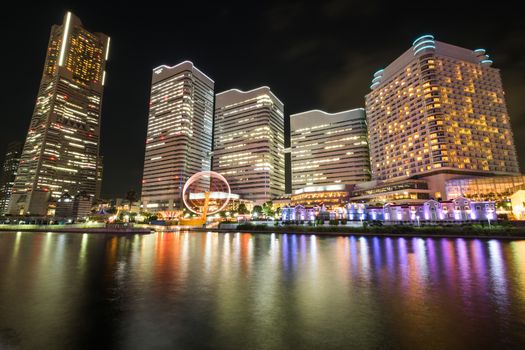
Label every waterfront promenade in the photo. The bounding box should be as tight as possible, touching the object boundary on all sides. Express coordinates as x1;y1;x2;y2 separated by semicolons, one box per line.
0;223;152;234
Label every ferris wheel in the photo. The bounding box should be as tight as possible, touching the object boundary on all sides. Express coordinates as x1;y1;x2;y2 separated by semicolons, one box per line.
182;171;231;216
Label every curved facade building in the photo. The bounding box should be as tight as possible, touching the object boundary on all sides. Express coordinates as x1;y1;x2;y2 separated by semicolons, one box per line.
290;109;370;191
366;35;519;198
213;87;285;204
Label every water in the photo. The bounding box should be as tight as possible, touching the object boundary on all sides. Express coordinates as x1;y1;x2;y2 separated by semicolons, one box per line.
0;231;524;349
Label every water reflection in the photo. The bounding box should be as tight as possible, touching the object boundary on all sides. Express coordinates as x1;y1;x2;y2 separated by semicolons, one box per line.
1;231;525;349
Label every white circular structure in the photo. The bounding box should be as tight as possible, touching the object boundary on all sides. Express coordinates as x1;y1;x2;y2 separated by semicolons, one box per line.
182;171;231;215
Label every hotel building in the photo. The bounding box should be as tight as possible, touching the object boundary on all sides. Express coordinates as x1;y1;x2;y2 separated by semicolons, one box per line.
365;35;519;199
141;61;214;211
290;109;370;191
9;12;109;215
213;87;285;204
0;141;22;214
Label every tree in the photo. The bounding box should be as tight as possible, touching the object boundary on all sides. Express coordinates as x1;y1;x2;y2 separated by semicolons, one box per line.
125;190;137;210
252;205;263;217
262;201;275;217
106;206;117;214
237;203;249;214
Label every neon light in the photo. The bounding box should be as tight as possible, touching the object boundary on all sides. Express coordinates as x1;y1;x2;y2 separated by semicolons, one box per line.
373;69;384;77
102;71;106;85
153;61;215;83
105;37;111;60
413;40;435;49
412;34;434;46
414;45;436;55
480;59;493;64
290;108;365;118
216;86;284;107
58;12;72;66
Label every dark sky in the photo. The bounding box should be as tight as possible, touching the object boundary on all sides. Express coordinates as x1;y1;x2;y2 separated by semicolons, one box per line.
2;0;524;198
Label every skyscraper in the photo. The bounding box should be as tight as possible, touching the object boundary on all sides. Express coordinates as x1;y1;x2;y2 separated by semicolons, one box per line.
290;109;370;191
0;141;22;214
213;87;285;204
95;155;103;201
365;35;519;198
9;12;109;215
141;61;214;211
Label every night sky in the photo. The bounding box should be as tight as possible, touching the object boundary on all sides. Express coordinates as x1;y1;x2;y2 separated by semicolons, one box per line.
2;1;524;198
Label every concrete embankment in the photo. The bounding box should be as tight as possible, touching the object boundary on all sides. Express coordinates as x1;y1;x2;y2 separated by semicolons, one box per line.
187;226;525;241
0;224;153;234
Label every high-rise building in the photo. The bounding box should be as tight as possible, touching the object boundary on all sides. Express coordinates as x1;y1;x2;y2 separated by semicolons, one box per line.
365;35;520;198
213;87;285;204
9;12;109;215
95;155;103;201
0;141;22;214
290;109;370;191
141;61;214;211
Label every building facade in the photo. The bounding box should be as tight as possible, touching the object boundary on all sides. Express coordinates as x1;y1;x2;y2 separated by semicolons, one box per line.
366;35;519;199
282;197;496;223
291;184;350;208
290;109;370;190
445;175;525;202
9;12;109;215
349;179;432;204
141;61;214;211
213;87;285;204
0;141;22;214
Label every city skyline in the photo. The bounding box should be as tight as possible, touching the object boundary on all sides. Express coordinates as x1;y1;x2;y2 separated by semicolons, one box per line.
1;1;524;198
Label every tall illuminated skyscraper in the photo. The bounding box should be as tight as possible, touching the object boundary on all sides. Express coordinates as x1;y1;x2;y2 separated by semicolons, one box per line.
213;87;285;204
141;61;214;211
290;109;370;190
0;141;22;214
9;12;109;215
366;35;519;198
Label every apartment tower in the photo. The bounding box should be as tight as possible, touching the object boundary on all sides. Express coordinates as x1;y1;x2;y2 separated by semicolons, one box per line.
365;35;519;198
9;12;109;215
290;109;370;191
141;61;214;211
213;87;285;204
